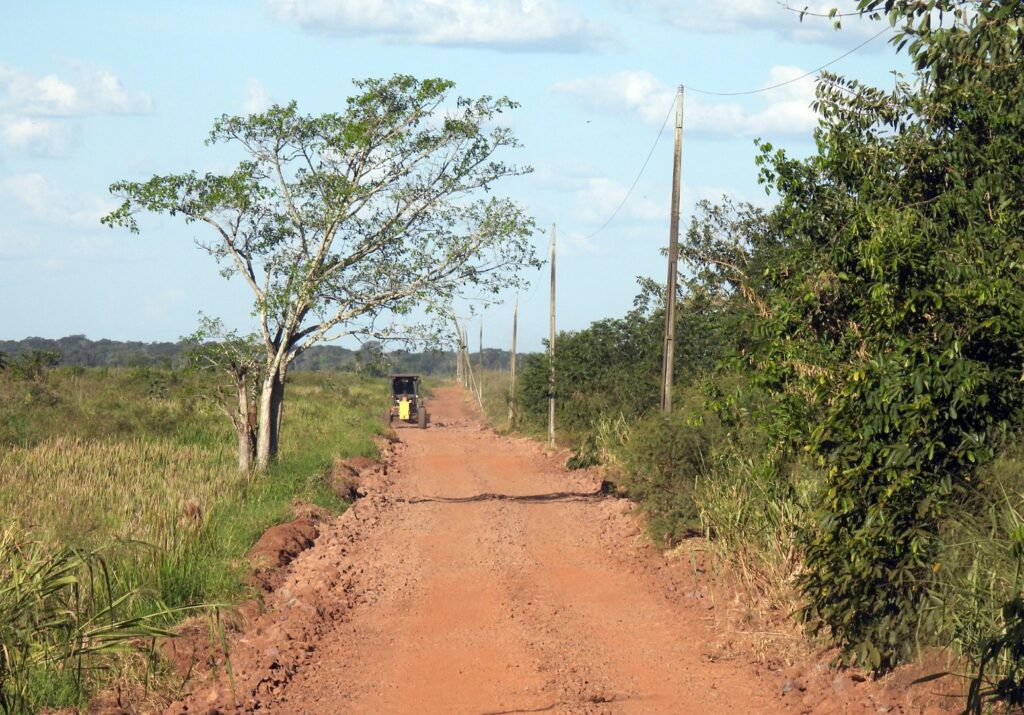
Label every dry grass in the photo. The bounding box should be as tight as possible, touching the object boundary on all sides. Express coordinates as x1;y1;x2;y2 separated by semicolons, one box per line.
0;367;387;710
0;436;237;550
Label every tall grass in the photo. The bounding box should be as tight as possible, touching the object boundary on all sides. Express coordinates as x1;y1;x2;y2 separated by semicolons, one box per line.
0;524;180;713
0;367;386;710
0;438;236;549
925;446;1024;686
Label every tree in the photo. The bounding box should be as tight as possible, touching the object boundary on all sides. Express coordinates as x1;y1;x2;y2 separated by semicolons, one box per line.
731;0;1024;669
183;317;264;472
103;75;539;469
354;340;389;377
12;350;61;382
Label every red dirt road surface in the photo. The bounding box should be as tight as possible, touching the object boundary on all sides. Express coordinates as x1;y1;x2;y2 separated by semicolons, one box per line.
172;386;957;715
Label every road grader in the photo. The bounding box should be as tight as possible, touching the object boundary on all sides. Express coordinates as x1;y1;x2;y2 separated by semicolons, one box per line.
387;374;427;428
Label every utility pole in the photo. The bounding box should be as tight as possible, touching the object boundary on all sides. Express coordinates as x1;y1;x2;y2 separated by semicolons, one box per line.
455;317;469;390
660;85;684;413
454;319;463;385
478;318;484;404
462;324;472;392
548;223;557;447
509;297;518;428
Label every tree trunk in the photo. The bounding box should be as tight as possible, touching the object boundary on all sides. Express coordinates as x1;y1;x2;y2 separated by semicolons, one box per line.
237;422;254;472
269;361;288;457
256;369;277;471
235;379;256;472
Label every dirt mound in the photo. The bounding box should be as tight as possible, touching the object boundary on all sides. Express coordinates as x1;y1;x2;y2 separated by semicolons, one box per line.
162;493;392;713
329;453;390;500
247;518;319;593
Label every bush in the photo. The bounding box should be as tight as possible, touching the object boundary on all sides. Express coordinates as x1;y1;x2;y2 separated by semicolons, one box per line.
617;389;724;544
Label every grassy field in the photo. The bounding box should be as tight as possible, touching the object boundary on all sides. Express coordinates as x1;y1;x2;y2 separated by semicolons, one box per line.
0;366;386;711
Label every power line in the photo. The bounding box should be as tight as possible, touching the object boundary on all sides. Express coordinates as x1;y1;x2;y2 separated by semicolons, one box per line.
577;26;889;243
581;94;676;242
684;25;892;97
776;1;869;19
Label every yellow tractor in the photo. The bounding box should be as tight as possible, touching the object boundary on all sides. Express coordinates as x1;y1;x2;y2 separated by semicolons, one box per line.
387;374;427;428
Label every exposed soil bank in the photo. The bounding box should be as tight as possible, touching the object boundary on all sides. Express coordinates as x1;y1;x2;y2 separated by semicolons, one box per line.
164;386;961;714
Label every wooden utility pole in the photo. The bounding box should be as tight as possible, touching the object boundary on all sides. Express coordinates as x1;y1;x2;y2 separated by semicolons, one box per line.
455;319;464;385
548;223;557;446
509;298;518;428
463;324;471;391
478;319;484;404
455;317;469;390
660;85;684;413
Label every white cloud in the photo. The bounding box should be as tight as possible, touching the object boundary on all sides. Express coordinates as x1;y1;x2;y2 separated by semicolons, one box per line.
551;68;819;139
242;78;272;114
0;173;115;231
0;62;153;157
0;228;36;259
266;0;614;52
623;0;883;45
0;116;72;156
551;70;672;124
575;176;663;224
0;62;154;117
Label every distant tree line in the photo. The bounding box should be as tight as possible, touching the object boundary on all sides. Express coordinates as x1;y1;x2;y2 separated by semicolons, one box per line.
0;335;528;376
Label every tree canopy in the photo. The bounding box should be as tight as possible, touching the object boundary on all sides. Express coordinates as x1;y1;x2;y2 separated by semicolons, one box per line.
104;75;539;467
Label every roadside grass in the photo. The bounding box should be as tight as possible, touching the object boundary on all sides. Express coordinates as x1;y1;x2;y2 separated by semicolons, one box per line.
926;444;1024;676
0;367;386;711
474;367;543;438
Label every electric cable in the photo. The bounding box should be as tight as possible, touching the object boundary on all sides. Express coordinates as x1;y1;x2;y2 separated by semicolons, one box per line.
776;1;869;19
573;25;891;246
683;25;891;96
580;94;676;242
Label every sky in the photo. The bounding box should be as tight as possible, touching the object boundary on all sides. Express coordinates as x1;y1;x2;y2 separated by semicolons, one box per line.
0;0;909;352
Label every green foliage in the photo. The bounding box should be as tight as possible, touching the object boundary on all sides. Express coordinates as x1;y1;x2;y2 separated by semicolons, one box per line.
516;296;730;441
617;397;721;544
741;0;1024;666
518;313;659;435
0;525;176;713
103;74;539;371
4;350;61;382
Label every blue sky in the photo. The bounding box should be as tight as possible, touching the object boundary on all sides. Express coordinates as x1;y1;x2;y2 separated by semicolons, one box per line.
0;1;907;352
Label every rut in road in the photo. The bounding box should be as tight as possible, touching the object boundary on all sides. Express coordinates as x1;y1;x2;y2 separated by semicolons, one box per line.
173;386;803;714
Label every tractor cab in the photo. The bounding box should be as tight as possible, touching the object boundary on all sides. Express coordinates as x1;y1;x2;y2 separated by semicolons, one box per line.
388;374;427;428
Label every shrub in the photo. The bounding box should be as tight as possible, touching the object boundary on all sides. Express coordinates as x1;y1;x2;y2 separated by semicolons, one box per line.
617;389;724;544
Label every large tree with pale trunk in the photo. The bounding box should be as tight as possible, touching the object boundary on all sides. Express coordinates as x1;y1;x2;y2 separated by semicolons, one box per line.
104;75;538;470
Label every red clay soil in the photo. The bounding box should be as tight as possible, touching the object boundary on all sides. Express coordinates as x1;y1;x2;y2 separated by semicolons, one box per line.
166;386;963;715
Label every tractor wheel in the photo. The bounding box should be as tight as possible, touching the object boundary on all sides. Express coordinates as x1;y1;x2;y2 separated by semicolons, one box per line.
418;409;427;429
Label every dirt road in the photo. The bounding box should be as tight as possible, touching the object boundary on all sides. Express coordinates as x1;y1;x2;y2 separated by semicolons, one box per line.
174;386;954;714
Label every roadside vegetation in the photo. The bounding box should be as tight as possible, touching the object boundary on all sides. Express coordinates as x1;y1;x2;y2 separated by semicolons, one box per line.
507;1;1024;708
0;359;385;711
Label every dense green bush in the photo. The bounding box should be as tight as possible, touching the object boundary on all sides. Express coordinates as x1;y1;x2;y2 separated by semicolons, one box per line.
617;406;716;544
509;1;1024;688
518;313;660;436
742;0;1024;667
